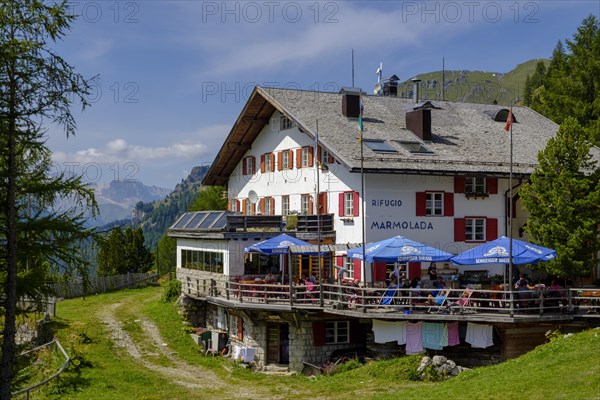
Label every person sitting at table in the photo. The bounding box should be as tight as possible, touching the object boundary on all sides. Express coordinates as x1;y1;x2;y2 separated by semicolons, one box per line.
264;271;276;283
514;275;533;310
309;273;317;284
428;278;446;304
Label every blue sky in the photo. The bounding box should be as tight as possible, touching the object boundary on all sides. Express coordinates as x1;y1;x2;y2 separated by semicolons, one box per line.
47;0;600;189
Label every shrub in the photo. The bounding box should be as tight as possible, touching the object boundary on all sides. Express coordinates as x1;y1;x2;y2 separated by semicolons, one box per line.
161;279;181;302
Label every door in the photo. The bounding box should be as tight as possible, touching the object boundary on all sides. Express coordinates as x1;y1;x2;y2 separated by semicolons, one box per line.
266;323;289;364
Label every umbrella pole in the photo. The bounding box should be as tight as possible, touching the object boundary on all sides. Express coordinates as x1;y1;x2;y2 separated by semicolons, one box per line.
508;102;515;317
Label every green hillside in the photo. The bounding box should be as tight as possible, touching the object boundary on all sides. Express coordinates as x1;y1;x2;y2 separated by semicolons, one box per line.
397;58;549;106
135;165;209;249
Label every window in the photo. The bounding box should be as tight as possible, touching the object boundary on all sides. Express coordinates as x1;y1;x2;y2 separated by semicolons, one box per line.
264;153;273;172
325;321;349;344
242;156;255;175
416;192;453;217
280;116;293;130
339;191;359;217
282;151;290;170
364;140;397;153
229;200;238;212
281;195;290;215
396;140;433;154
466;218;486;242
344;192;354;216
264;197;273;216
180;249;224;273
426;192;443;216
321;148;331;164
344;257;355;280
302;147;310;167
466;177;486;193
245;199;254;216
301;194;312;214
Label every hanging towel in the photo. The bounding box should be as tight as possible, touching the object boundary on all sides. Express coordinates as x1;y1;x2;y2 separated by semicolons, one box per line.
372;320;407;344
422;322;443;350
466;322;494;348
406;322;424;355
447;322;460;346
439;323;448;347
373;319;399;343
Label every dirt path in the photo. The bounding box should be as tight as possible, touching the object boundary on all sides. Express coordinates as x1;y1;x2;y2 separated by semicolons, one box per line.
98;303;266;399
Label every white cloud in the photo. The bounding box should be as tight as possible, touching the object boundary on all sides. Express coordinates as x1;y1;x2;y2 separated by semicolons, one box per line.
53;124;230;165
81;38;113;62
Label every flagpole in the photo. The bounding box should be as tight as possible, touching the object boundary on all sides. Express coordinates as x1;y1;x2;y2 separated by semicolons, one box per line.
508;103;515;317
359;95;367;286
315;119;323;306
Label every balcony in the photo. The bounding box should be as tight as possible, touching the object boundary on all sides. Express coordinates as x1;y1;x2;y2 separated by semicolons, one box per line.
180;274;600;323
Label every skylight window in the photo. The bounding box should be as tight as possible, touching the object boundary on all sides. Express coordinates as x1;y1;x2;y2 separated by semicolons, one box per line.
363;140;397;153
395;141;433;154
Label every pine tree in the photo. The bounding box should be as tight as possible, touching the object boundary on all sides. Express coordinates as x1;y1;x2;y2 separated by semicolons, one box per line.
520;118;600;279
0;1;96;395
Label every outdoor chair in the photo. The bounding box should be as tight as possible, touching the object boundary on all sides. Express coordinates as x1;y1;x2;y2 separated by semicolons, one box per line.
426;290;451;314
450;287;477;314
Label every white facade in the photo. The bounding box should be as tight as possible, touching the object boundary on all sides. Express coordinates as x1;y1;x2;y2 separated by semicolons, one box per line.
225;112;517;278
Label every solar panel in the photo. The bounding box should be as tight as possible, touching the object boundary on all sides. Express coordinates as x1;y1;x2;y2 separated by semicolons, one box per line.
172;212;194;229
198;212;220;229
187;212;207;229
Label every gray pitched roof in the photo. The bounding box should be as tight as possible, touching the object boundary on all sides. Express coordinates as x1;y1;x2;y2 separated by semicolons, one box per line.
203;86;599;185
258;87;560;176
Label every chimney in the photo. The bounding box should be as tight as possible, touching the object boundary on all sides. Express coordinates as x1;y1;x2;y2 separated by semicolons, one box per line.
340;87;362;118
411;77;421;103
406;109;432;141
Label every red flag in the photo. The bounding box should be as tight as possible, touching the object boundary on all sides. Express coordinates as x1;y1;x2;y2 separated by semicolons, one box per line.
504;108;512;132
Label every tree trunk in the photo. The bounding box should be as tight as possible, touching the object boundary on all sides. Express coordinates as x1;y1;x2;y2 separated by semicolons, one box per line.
0;103;18;399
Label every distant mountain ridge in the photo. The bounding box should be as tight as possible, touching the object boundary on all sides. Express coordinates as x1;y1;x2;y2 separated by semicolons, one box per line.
91;180;171;226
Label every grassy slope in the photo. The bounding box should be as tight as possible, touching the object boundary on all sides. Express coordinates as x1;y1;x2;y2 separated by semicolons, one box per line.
38;285;600;400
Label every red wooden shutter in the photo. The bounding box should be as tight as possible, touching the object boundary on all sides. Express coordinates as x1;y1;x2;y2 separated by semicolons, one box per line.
251;203;256;215
487;177;498;194
277;152;283;171
269;153;275;172
242;158;247;175
242;199;247;215
352;191;360;216
486;218;498;241
338;193;345;216
335;256;343;267
328;153;334;163
318;192;327;215
374;262;387;282
317;145;322;165
416;192;426;216
227;200;231;211
408;262;421;280
237;317;243;341
287;150;293;169
312;321;326;346
258;198;265;214
350;320;362;344
270;198;275;215
353;259;362;280
454;218;466;241
235;200;240;212
296;148;302;168
260;154;266;173
308;195;314;214
444;192;454;216
454;176;466;193
251;156;256;174
308;146;314;167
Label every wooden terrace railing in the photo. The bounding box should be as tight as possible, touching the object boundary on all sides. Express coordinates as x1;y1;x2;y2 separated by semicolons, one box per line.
184;278;600;318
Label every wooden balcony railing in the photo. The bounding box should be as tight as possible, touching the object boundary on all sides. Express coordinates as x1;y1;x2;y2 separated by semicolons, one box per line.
181;277;600;319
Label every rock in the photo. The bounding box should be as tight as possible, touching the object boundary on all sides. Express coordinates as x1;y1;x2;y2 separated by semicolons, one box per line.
432;355;447;366
446;360;456;369
450;367;461;376
421;356;431;365
438;364;453;376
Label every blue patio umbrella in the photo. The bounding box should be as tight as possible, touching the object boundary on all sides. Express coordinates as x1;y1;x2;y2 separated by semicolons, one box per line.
450;236;556;265
347;235;454;263
244;234;313;255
